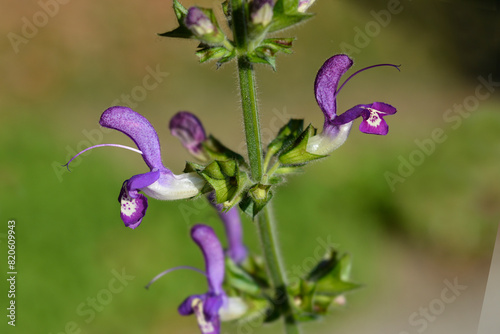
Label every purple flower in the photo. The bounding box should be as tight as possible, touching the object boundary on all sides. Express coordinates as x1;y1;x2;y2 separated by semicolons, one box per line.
178;225;225;334
169;111;208;161
146;224;247;333
178;225;247;333
208;193;248;264
65;106;205;229
307;54;399;155
250;0;275;26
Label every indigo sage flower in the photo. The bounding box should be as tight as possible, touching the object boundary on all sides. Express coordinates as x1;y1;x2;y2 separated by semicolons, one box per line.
208;193;248;264
169;111;209;162
307;54;399;155
146;224;247;333
250;0;275;27
65;106;205;229
177;225;247;333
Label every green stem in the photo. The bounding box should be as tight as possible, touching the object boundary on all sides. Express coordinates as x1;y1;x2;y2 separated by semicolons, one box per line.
257;205;302;334
230;1;301;333
237;56;264;182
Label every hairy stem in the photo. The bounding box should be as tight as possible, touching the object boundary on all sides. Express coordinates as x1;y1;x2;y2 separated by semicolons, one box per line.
230;1;301;333
257;205;302;334
237;56;264;182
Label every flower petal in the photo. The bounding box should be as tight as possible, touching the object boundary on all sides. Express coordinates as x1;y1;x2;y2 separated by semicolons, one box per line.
100;106;165;170
298;0;316;13
185;7;215;36
141;172;205;200
119;182;148;229
306;121;353;155
203;294;224;320
179;294;205;316
218;297;248;321
250;0;275;26
191;224;225;296
193;298;221;334
127;170;162;192
169;111;207;160
314;54;353;120
208;193;247;264
179;295;221;334
331;102;397;135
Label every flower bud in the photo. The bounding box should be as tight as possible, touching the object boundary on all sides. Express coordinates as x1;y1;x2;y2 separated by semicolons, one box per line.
250;0;275;27
298;0;315;13
185;7;224;43
169;111;209;161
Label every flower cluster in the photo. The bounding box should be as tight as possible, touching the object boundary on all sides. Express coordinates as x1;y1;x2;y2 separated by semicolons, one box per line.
306;54;399;155
64;50;398;334
159;0;316;68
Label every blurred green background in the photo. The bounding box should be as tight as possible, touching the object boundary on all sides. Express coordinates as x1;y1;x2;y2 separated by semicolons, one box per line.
1;0;499;333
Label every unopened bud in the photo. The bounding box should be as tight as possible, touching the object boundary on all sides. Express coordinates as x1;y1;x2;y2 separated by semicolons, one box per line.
250;0;275;27
298;0;316;13
169;111;209;161
185;7;223;43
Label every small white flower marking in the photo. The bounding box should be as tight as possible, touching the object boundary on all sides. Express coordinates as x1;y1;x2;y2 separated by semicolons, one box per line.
192;298;215;333
365;108;386;127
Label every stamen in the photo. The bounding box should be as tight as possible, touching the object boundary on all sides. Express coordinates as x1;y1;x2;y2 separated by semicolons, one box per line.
62;144;143;171
145;265;207;290
335;63;401;96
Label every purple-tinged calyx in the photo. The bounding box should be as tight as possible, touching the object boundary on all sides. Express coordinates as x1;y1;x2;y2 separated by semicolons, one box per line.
307;54;400;155
250;0;275;27
185;7;223;43
298;0;316;13
178;225;247;334
208;193;248;264
170;111;209;162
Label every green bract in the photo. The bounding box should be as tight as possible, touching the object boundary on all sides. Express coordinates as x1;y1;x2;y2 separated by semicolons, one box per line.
159;0;314;68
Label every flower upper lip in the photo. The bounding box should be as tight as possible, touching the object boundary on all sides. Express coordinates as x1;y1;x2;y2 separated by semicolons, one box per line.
178;224;226;334
100;106;168;171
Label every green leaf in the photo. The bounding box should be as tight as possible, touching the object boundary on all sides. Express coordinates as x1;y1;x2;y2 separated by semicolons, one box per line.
239;254;270;288
183;161;206;173
200;160;249;205
269;13;313;32
248;51;277;70
225;258;261;295
158;25;194;40
269;0;314;32
216;49;236;68
196;46;231;63
315;276;362;297
173;0;188;20
274;0;299;15
260;38;295;54
267;119;304;156
306;248;340;282
311;252;362;296
158;0;194;40
202;135;248;168
274;166;304;175
238;298;271;327
279;124;326;165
